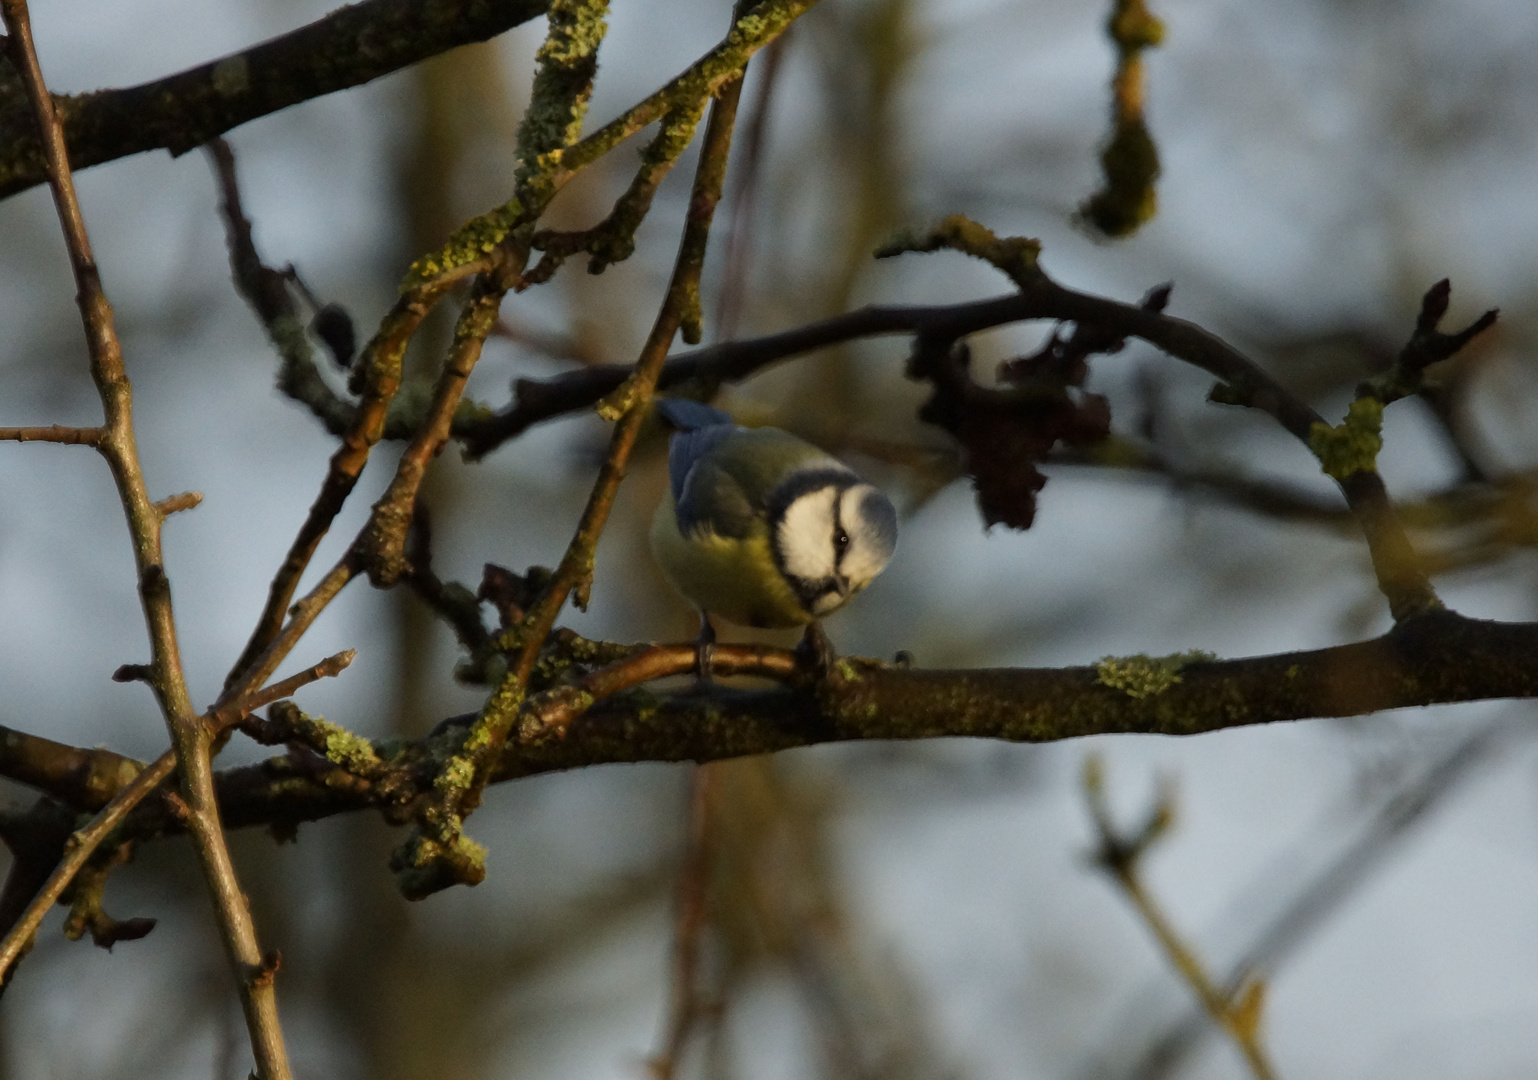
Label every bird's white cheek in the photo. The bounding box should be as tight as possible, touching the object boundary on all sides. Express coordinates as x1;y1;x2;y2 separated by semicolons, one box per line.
776;487;840;582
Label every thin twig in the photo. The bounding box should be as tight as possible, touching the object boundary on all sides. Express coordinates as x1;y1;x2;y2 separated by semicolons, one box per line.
223;556;359;704
357;278;511;587
715;30;788;341
407;0;813;289
520;643;798;740
0;649;357;986
215;650;357;728
0;749;176;983
213;135;447;688
1094;717;1519;1080
153;490;202;516
508;33;750;734
0;425;103;445
393;21;759;899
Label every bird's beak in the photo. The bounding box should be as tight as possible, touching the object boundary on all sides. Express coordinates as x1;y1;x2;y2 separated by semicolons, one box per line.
834;574;851;597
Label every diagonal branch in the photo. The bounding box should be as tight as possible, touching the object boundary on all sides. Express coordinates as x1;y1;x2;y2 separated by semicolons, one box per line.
0;0;553;200
211;137;450;687
1084;758;1280;1080
0;748;179;987
0;649;356;990
0;10;292;1061
399;35;756;898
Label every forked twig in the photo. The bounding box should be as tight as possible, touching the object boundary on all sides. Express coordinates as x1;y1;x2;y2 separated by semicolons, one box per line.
1083;756;1280;1080
0;748;177;985
0;651;356;988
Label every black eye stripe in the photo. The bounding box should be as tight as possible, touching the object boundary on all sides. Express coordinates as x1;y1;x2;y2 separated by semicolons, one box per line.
832;496;850;560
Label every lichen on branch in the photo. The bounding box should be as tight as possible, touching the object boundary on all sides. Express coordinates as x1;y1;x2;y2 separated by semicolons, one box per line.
1096;651;1216;700
877;213;1041;287
1308;397;1383;482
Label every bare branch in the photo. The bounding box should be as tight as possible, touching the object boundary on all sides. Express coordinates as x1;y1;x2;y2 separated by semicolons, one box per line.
399;25;757;900
0;2;292;1070
215;650;357;729
0;424;102;445
213;132;450;688
0;0;553;200
0;747;177;987
0;724;144;810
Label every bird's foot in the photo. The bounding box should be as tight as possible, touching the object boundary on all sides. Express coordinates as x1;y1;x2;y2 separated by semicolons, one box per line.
694;613;717;683
794;621;837;679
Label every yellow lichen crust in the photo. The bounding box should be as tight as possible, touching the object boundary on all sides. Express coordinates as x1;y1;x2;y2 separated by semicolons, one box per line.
876;214;1041;287
404;203;522;286
1308;397;1384;482
595;376;640;421
322;726;381;776
1096;650;1216;700
515;0;611;187
405;0;612;288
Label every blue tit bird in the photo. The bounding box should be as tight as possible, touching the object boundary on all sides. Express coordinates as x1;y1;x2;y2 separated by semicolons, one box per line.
650;399;898;667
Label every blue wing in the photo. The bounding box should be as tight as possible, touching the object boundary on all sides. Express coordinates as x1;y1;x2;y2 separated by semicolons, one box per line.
658;399;737;509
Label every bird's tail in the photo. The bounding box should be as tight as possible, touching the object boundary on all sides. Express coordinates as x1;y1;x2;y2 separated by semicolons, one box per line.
656;398;733;431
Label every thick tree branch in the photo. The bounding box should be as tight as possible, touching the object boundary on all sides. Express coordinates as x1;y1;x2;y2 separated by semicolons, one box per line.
0;0;553;200
0;725;144;811
2;609;1531;852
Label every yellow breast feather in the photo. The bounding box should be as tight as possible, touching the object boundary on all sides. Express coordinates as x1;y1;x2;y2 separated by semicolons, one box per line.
649;500;811;628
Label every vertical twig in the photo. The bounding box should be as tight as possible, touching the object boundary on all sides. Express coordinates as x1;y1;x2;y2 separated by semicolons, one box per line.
714;30;788;342
1078;0;1164;237
390;2;780;902
1083;756;1280;1080
650;766;720;1079
461;20;752;816
508;19;751;685
0;5;292;1074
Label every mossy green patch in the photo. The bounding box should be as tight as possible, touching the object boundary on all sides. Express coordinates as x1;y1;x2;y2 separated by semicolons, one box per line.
1096;650;1216;700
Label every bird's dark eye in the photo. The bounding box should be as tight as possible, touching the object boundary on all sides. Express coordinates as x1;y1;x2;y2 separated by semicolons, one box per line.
834;529;850;551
